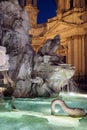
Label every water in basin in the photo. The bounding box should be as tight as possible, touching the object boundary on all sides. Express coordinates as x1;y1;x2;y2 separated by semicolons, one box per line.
0;92;87;130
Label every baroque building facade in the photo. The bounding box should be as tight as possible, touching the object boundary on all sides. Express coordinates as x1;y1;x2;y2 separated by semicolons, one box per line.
20;0;87;77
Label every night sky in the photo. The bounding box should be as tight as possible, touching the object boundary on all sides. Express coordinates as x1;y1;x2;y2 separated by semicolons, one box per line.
18;0;57;24
37;0;57;24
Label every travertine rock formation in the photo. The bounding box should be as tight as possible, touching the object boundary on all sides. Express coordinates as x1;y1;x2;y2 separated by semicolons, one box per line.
0;0;34;97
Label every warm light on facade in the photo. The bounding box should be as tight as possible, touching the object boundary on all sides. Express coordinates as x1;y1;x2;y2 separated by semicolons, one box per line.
20;0;87;77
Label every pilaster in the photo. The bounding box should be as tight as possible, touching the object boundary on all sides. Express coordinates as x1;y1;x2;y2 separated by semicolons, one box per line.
73;36;79;75
73;0;85;8
57;0;65;13
80;0;85;7
65;0;70;10
81;36;85;75
72;35;85;75
67;37;74;66
73;0;80;8
85;35;87;75
67;35;86;76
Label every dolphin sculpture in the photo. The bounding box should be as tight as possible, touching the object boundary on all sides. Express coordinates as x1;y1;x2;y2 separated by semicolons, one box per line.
51;99;86;117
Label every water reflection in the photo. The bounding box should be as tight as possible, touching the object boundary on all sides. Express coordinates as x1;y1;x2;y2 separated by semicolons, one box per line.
0;93;87;130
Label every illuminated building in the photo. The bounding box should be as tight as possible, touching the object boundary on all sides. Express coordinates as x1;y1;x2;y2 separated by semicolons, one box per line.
19;0;87;76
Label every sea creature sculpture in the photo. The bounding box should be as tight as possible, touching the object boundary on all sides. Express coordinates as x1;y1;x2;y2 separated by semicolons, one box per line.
51;99;86;117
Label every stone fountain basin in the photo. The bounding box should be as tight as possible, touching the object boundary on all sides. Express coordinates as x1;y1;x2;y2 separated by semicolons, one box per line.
0;93;87;130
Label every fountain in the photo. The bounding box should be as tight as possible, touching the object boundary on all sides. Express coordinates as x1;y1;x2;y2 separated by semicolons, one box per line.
0;1;87;130
0;0;77;98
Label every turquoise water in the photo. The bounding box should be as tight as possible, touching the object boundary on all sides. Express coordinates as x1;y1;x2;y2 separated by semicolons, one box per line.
0;92;87;130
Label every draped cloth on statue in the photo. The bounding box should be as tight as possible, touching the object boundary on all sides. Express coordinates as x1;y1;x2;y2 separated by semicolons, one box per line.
0;46;9;71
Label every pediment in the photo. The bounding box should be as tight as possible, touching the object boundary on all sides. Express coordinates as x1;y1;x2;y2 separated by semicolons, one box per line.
44;21;86;37
45;21;75;35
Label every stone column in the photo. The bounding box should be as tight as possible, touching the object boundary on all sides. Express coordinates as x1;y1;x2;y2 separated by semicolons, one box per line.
57;0;61;12
73;0;81;7
78;36;82;75
67;37;74;66
73;36;79;75
81;36;85;75
80;0;85;7
62;0;66;11
72;35;85;76
85;35;87;75
58;0;65;12
65;0;70;10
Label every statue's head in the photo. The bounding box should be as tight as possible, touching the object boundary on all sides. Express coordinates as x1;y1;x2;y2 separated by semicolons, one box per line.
54;35;60;41
52;35;60;48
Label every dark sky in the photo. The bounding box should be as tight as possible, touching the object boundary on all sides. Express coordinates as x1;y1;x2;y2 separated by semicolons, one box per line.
37;0;57;24
18;0;57;24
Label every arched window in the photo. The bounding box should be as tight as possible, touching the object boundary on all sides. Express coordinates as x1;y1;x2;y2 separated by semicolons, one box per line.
70;0;73;9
